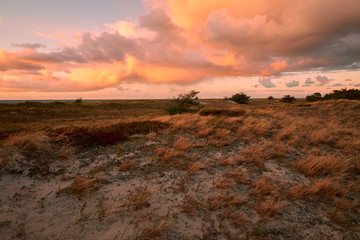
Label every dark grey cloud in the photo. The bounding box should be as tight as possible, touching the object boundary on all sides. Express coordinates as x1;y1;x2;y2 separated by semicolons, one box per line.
330;83;346;87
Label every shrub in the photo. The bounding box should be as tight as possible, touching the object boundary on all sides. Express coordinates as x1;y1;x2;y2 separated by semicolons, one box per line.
268;96;274;100
306;92;322;102
228;92;250;104
174;90;200;106
280;95;296;103
323;88;360;100
74;97;82;104
164;105;198;115
53;121;168;147
165;90;200;115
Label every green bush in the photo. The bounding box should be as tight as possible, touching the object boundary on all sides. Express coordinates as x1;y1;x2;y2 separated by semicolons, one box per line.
280;95;296;103
228;92;250;104
174;90;200;106
165;90;201;115
323;88;360;100
74;97;82;104
306;92;322;102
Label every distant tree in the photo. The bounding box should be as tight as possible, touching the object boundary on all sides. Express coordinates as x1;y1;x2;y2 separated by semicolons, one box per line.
280;95;296;103
268;96;274;100
306;92;322;102
228;92;250;104
165;90;200;115
323;88;360;100
74;97;82;104
175;90;200;106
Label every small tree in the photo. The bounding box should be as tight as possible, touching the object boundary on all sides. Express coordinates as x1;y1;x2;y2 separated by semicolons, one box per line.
175;90;200;106
228;92;250;104
306;92;322;102
165;90;200;115
74;97;82;104
280;95;295;103
268;96;274;100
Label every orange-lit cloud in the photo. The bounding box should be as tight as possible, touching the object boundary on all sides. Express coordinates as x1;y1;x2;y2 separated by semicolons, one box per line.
1;0;360;92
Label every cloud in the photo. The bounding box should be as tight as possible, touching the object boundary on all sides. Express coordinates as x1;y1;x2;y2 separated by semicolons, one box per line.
344;79;352;81
286;80;299;88
2;0;360;92
258;78;276;88
353;83;360;87
315;75;332;86
302;77;315;87
330;83;346;87
0;17;4;24
12;43;46;49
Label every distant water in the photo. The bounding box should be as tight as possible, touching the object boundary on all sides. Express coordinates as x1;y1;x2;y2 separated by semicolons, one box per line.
0;100;114;104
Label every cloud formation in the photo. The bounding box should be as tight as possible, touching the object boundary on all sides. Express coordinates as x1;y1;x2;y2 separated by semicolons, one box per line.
12;43;46;49
258;78;276;88
315;75;332;86
286;80;299;88
1;0;360;92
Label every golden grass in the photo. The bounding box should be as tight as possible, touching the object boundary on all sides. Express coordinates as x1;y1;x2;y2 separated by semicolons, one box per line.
58;142;74;160
119;160;136;172
287;178;345;200
67;176;98;197
223;169;249;184
250;177;278;197
238;140;290;166
188;162;206;175
173;136;192;151
293;155;351;176
140;220;168;240
182;195;199;217
219;156;235;166
4;131;51;153
128;187;151;211
216;179;235;189
255;198;285;218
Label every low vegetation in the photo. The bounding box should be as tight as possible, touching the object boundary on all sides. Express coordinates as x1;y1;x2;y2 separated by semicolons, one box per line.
226;92;250;104
0;96;359;239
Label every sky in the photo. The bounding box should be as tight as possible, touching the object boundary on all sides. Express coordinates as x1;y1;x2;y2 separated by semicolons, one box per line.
0;0;359;100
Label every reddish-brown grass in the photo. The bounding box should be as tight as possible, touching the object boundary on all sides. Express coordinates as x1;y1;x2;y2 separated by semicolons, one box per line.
292;155;351;176
188;162;206;175
255;198;285;218
128;187;151;211
182;195;199;217
119;160;136;172
173;136;192;151
250;177;278;197
219;157;234;166
287;178;345;200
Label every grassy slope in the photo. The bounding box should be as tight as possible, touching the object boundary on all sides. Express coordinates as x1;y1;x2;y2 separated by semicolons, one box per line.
0;99;359;239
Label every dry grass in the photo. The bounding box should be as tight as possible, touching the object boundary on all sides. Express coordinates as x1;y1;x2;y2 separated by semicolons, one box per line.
128;187;151;211
140;220;168;240
239;140;290;167
293;155;351;176
182;195;199;217
188;162;206;175
223;169;249;184
287;178;345;200
162;149;182;162
58;142;74;160
355;158;360;172
119;159;136;172
219;156;234;166
250;177;278;197
255;198;285;218
60;175;98;197
197;127;213;138
216;179;235;189
173;137;192;151
4;131;51;154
